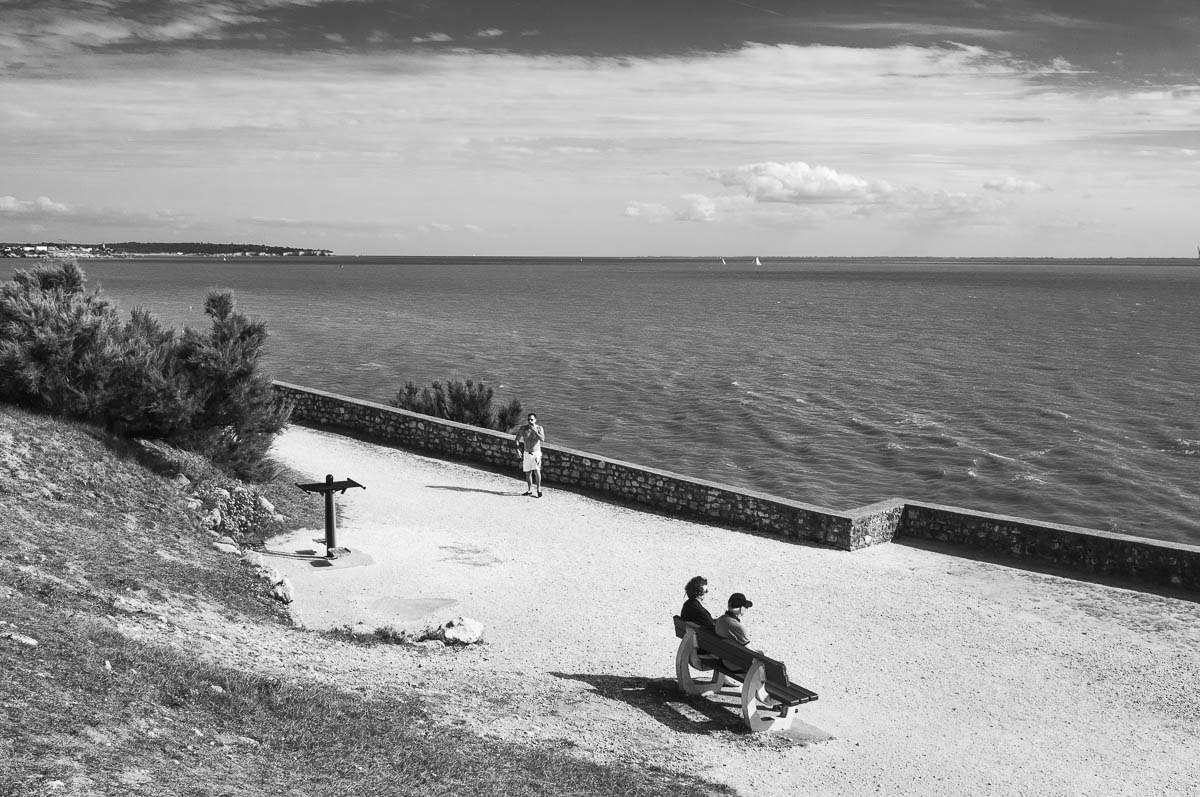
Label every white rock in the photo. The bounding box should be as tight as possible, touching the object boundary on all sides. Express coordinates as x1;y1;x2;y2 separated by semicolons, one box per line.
271;578;294;604
439;616;484;645
216;535;238;546
212;542;239;555
2;632;38;647
184;498;203;511
240;551;264;569
258;496;275;513
171;474;191;488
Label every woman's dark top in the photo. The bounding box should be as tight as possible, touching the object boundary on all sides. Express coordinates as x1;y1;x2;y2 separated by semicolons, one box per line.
680;597;715;629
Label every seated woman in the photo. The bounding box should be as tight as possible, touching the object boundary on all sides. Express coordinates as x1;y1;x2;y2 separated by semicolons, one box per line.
679;575;716;629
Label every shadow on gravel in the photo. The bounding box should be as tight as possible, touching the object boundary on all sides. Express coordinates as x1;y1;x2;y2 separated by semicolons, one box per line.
426;484;523;496
550;672;749;735
895;536;1200;604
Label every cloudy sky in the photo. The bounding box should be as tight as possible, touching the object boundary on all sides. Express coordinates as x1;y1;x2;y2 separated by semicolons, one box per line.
1;0;1198;256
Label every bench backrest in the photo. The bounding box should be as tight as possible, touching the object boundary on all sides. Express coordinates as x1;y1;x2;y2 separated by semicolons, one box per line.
673;615;789;681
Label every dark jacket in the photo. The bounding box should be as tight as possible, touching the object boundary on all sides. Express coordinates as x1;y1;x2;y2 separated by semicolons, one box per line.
680;597;715;629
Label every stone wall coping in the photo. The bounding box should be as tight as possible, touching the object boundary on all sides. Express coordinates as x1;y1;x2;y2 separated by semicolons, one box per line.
903;499;1200;555
845;498;907;519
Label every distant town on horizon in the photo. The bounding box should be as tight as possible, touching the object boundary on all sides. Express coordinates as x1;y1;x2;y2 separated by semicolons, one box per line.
0;241;333;259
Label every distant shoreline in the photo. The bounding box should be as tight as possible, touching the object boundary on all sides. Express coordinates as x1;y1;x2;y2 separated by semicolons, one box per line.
5;250;1198;264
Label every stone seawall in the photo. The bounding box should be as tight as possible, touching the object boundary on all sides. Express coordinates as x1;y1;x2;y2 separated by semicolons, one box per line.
274;382;1200;591
902;502;1199;590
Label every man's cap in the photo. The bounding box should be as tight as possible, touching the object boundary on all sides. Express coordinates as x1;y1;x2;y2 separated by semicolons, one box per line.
728;592;753;608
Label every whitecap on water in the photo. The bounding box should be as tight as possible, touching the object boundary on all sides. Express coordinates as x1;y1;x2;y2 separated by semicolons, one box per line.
1162;439;1200;457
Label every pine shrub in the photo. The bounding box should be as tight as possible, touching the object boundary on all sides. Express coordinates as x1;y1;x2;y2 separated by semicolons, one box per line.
389;378;521;431
0;261;291;480
0;260;120;418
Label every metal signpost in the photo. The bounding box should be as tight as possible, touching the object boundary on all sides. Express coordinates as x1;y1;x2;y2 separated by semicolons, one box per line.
295;474;365;558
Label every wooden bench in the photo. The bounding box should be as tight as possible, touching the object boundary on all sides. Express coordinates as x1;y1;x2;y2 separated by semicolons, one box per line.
673;615;818;732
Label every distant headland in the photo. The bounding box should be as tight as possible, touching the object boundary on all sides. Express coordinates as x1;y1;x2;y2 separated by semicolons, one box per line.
0;241;333;258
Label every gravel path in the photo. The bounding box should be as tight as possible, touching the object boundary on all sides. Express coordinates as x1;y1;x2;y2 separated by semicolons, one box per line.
123;426;1200;796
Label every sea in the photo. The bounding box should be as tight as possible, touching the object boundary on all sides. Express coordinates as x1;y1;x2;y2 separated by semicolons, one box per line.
67;256;1200;547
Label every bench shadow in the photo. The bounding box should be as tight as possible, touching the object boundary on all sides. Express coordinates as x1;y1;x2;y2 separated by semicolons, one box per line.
426;484;523;496
549;672;747;735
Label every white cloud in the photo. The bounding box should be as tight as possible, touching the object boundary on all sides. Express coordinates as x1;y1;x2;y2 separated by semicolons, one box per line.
413;33;453;43
812;22;1013;40
623;202;673;223
474;29;504;39
0;194;189;228
676;194;718;223
630;161;1009;229
244;215;391;232
983;176;1050;193
0;195;72;215
714;162;894;205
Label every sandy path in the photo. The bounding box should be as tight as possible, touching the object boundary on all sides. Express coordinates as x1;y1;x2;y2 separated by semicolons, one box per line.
265;426;1200;797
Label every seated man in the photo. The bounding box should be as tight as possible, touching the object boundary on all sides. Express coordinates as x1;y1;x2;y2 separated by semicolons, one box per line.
714;592;761;670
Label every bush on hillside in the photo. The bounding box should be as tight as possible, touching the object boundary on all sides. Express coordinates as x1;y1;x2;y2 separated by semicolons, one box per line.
162;291;292;481
0;261;291;480
0;260;121;418
389;378;522;431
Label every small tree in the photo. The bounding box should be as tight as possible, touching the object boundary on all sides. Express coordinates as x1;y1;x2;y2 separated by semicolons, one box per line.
169;290;293;480
495;397;523;432
102;308;196;436
389;378;521;431
0;260;120;418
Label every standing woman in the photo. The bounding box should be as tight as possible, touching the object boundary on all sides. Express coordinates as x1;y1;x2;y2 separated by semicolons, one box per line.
680;575;715;629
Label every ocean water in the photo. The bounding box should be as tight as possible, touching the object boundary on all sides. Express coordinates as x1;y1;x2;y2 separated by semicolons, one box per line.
71;256;1200;546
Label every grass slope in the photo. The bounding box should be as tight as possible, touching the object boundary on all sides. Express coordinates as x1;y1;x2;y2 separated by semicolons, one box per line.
0;405;730;797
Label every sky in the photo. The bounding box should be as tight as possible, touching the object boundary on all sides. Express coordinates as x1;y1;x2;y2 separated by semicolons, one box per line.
1;0;1198;257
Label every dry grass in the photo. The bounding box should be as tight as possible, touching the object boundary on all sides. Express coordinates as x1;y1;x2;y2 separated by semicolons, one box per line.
0;405;730;796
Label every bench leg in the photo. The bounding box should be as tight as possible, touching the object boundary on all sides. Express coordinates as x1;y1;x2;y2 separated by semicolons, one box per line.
675;630;725;696
740;660;797;733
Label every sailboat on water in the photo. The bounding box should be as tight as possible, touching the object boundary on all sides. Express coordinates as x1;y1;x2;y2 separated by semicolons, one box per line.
754;256;762;266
